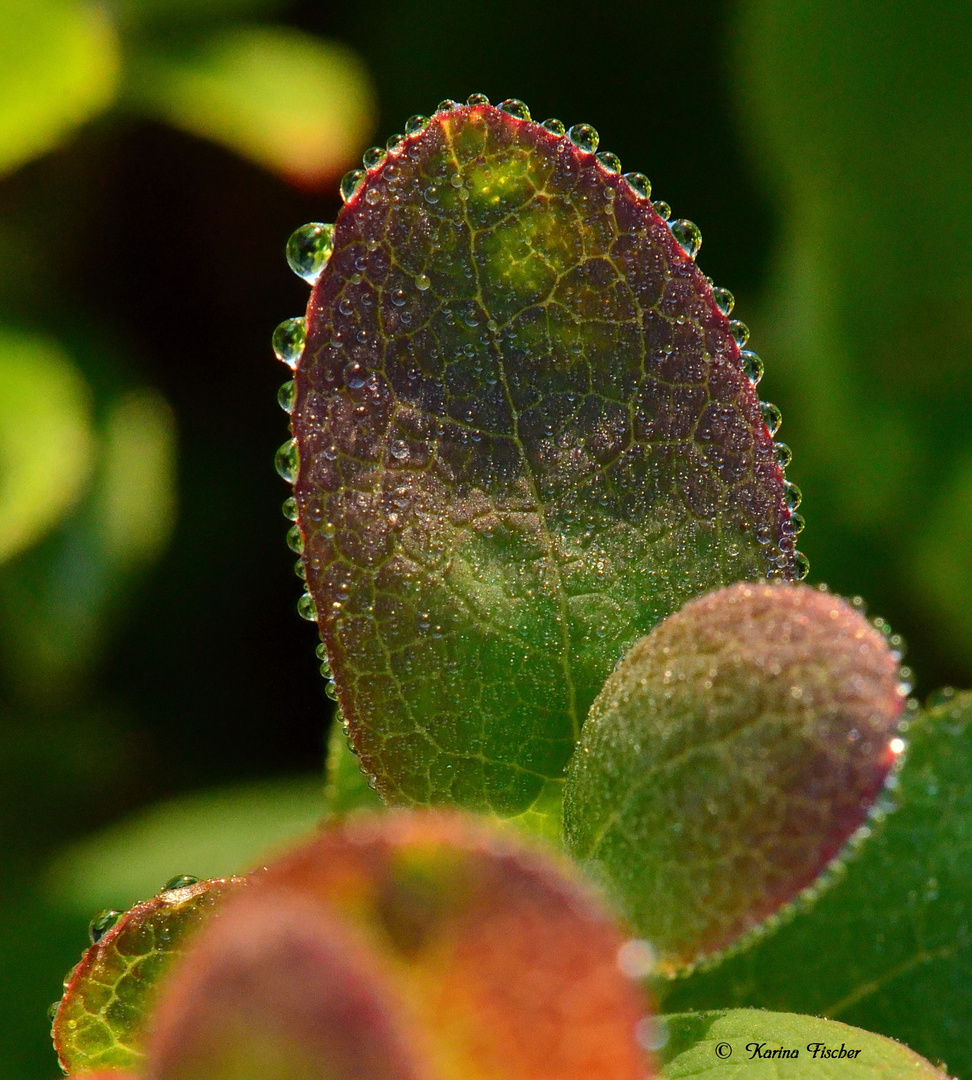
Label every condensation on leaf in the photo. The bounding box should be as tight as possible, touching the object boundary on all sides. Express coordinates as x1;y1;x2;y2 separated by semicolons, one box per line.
150;811;650;1080
564;582;904;974
53;877;243;1074
291;101;797;815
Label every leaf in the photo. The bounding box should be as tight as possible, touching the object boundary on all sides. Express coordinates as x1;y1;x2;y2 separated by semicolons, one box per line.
52;877;243;1074
0;0;118;176
127;26;376;188
0;327;94;564
659;1009;947;1080
291;99;801;815
45;776;325;916
662;691;972;1078
324;719;385;815
564;582;905;974
149;810;650;1080
110;0;286;29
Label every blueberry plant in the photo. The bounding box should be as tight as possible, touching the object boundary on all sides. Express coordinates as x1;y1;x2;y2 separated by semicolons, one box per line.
50;98;972;1080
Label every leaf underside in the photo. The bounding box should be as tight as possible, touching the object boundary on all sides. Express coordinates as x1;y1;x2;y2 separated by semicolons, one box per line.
53;877;242;1074
293;102;796;814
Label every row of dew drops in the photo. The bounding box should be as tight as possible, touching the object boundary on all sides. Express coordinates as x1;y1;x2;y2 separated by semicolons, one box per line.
270;94;808;653
49;876;201;1026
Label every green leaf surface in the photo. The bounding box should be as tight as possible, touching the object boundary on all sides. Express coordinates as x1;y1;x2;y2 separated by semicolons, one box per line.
664;692;972;1079
45;776;325;914
660;1010;946;1080
324;720;384;815
127;26;376;187
0;328;94;564
53;877;243;1074
0;0;118;176
292;100;800;816
564;583;904;974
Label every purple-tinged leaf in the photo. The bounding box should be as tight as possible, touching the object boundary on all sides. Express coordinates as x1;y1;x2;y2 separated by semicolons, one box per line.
290;101;799;814
564;583;905;974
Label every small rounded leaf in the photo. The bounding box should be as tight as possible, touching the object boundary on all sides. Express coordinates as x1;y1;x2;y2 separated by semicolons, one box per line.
53;877;243;1074
564;583;905;974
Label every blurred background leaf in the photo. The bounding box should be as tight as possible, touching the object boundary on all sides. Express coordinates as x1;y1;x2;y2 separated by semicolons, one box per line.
127;26;376;188
0;0;119;177
0;328;94;564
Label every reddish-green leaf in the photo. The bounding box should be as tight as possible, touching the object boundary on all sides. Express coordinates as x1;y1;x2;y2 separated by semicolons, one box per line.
564;583;905;974
150;810;650;1080
53;877;242;1074
289;100;800;815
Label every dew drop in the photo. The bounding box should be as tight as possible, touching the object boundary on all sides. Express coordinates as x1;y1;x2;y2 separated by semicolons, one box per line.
362;145;386;169
415;273;431;291
282;496;298;521
623;172;651;199
315;642;328;660
670;219;702;259
162;875;199;891
272;317;306;369
793;551;810;579
286;525;304;553
285;222;334;284
297;593;318;621
340;169;365;203
405;114;429;134
436;98;459;112
567;123;599;153
652;200;671;221
365;187;381;205
789;511;806;535
275;438;299;483
47;1001;60;1023
386;132;405;152
760;401;782;436
783;480;802;510
596;151;622;174
741;349;764;384
712;286;735;315
277;379;296;414
774;441;793;468
541;118;566;137
466;93;490;106
499;98;531;120
729;319;750;347
325;681;339;700
88;909;122;945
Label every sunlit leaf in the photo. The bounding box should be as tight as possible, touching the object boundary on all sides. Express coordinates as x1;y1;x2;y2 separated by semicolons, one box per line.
45;776;325;915
292;101;799;816
564;582;904;974
53;877;243;1074
0;327;94;564
660;1010;947;1080
150;811;650;1080
127;26;376;188
663;690;972;1078
0;0;118;176
324;720;384;816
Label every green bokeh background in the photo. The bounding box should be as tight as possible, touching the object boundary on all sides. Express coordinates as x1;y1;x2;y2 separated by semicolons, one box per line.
0;0;970;1077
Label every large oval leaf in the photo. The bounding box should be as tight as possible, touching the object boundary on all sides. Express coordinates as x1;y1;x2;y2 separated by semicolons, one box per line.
564;582;904;973
290;99;800;814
